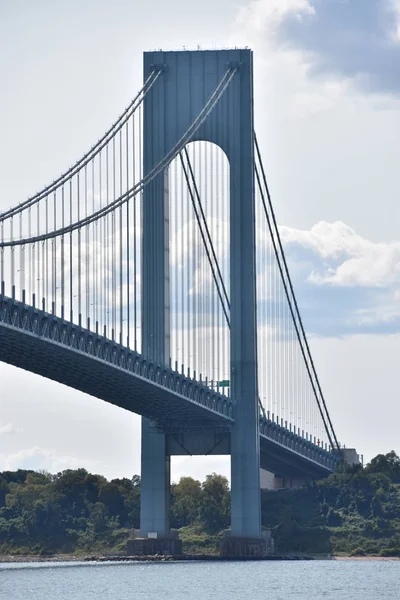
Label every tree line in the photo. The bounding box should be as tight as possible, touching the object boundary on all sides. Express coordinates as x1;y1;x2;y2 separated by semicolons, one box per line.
0;469;230;554
0;450;399;555
261;450;400;556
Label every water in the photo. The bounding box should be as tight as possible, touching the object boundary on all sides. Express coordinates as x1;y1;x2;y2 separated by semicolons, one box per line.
1;559;399;599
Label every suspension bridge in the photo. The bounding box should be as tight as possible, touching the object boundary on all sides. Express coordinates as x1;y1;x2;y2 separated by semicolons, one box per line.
0;49;355;556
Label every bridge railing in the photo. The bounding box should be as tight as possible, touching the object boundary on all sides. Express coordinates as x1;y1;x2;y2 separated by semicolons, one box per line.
260;415;340;471
1;293;340;471
0;294;234;422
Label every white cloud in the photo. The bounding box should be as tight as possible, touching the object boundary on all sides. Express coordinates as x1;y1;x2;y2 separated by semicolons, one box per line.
172;456;230;484
281;220;400;288
0;423;20;436
272;220;400;336
260;0;400;96
231;0;354;121
0;446;101;474
234;0;314;41
389;0;400;42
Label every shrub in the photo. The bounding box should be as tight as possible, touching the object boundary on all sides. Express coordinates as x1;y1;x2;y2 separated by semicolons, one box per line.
379;547;400;557
350;547;366;556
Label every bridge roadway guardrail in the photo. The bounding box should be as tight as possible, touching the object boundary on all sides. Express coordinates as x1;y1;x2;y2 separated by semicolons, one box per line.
260;416;340;471
0;294;339;472
0;294;233;422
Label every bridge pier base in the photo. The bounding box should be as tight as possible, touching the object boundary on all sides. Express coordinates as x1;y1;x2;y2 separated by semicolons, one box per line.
127;535;182;557
220;536;267;558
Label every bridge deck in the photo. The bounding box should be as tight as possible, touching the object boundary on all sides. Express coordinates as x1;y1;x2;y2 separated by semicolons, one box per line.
0;295;339;476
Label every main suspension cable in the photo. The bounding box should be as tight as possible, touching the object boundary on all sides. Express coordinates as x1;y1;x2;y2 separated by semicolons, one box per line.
0;70;161;222
1;67;237;248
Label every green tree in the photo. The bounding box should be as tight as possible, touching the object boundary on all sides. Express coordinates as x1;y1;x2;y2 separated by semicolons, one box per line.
365;451;400;483
199;473;230;533
88;502;109;533
171;477;202;528
53;469;89;520
0;478;10;508
84;473;106;505
125;475;141;528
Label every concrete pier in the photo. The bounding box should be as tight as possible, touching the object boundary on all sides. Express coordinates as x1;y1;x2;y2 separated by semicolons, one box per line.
127;536;182;557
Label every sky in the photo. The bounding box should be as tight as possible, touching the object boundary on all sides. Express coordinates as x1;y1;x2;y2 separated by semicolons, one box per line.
1;0;400;482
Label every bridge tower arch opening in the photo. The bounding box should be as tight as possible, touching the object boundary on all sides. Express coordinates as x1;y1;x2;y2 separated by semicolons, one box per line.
140;49;262;550
169;139;230;388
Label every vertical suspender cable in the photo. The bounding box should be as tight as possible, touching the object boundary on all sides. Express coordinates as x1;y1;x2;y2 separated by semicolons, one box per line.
19;212;23;299
192;145;197;376
126;120;130;348
254;162;336;451
180;146;184;373
92;158;95;328
135;108;140;352
10;217;15;293
51;195;55;312
209;142;214;384
28;207;32;300
0;219;3;286
112;137;116;337
85;165;89;325
106;145;110;336
36;204;40;302
254;135;339;451
119;129;123;344
69;179;73;322
174;150;178;369
98;157;101;331
61;187;64;315
77;173;81;322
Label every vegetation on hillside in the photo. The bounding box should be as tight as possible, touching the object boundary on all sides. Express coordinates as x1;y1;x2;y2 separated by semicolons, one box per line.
262;451;400;557
0;451;399;557
0;470;229;555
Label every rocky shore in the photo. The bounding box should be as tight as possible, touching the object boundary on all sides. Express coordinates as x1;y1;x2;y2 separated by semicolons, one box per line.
0;553;316;564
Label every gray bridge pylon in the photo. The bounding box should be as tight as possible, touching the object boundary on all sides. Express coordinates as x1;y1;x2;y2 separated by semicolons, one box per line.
140;49;261;542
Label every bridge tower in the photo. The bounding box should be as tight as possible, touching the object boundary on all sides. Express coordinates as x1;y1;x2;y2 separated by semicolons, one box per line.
140;49;262;555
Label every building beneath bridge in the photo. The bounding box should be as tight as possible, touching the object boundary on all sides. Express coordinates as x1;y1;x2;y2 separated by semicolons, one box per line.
260;447;362;490
260;469;309;491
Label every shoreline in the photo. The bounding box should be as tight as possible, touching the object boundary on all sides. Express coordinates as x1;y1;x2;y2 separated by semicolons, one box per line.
1;553;399;564
334;556;400;561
